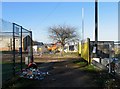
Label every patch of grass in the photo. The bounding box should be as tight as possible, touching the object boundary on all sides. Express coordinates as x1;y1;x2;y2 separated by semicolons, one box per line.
73;59;88;68
77;64;109;87
83;65;96;70
75;62;86;65
40;52;79;58
64;52;79;55
78;64;117;87
80;64;101;72
2;75;16;89
2;62;27;85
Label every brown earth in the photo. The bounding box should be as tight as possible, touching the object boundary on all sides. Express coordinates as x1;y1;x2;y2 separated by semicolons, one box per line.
3;58;109;88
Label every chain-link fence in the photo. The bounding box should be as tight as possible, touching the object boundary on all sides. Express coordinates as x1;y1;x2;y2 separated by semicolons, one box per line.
0;19;33;85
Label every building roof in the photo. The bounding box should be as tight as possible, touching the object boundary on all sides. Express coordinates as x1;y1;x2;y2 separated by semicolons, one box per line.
33;41;44;46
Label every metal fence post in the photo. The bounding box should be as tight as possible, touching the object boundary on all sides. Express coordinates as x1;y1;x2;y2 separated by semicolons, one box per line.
13;23;15;76
30;31;33;62
20;26;22;71
109;43;112;73
95;0;98;58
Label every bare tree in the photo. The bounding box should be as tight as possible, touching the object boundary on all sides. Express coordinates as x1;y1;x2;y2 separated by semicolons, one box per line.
49;25;78;54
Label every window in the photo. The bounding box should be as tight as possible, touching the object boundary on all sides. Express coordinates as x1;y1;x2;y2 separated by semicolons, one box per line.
69;45;74;51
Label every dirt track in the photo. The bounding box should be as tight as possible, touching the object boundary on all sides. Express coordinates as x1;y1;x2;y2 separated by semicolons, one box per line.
8;58;108;88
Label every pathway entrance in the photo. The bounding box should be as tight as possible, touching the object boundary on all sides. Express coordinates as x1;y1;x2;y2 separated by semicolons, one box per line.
6;58;110;88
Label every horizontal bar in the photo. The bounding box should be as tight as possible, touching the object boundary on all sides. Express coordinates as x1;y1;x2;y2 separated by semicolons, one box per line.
13;23;30;32
22;28;30;32
13;23;22;27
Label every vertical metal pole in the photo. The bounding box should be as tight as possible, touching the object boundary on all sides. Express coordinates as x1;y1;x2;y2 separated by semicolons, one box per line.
13;23;15;76
82;8;84;40
109;43;112;73
20;26;22;71
81;8;84;58
88;38;90;64
95;0;98;57
10;38;12;51
118;1;120;41
30;31;33;62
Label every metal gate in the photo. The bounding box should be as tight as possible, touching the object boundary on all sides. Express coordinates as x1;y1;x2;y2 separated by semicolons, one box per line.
1;19;33;86
13;23;33;75
81;38;91;64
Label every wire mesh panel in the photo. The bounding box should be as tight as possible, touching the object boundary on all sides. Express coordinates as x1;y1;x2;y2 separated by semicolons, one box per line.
1;19;33;84
13;23;33;75
13;23;22;74
0;19;13;83
22;28;33;65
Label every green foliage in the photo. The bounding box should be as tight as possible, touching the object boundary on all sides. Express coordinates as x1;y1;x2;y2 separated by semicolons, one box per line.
80;64;98;72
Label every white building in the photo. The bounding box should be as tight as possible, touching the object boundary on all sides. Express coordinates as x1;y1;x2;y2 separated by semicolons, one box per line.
64;41;78;53
0;34;20;51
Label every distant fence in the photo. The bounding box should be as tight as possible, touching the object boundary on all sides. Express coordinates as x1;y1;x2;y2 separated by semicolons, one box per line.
114;42;120;75
90;41;120;75
90;41;114;58
0;19;33;85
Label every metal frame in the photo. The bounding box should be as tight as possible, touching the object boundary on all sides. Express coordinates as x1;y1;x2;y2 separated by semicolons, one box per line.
95;0;98;57
13;23;15;76
13;23;33;75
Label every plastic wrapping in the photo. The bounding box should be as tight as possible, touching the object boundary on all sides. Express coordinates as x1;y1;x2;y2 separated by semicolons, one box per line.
19;68;49;80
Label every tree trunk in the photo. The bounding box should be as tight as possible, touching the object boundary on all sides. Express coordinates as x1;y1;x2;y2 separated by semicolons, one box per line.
60;45;64;56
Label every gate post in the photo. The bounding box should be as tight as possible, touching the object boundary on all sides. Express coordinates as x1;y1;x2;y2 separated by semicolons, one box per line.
20;26;22;71
87;38;91;64
30;31;33;62
81;38;90;64
13;23;15;76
